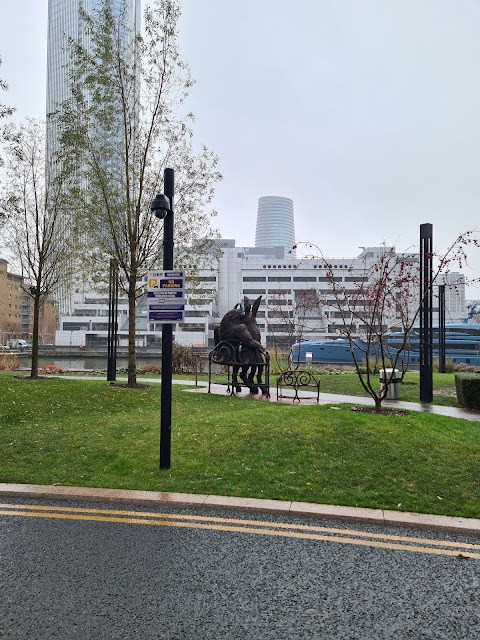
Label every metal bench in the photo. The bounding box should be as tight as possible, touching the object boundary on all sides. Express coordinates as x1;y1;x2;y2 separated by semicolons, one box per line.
208;340;270;398
276;369;320;403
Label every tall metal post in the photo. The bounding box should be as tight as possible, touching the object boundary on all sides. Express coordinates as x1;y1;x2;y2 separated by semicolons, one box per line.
419;223;433;402
160;168;174;469
438;284;446;373
107;259;119;382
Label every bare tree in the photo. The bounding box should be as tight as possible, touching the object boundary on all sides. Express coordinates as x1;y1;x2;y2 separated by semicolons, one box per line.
0;119;77;378
295;236;479;411
266;288;322;370
55;0;221;385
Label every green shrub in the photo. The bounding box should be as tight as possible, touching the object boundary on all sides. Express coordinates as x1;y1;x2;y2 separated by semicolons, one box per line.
172;342;197;374
455;373;480;409
433;358;456;373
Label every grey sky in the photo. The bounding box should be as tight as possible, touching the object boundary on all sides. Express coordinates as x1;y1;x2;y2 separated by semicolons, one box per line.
2;0;480;294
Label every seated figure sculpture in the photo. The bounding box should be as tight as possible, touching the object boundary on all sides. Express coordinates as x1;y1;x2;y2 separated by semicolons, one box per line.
214;295;266;394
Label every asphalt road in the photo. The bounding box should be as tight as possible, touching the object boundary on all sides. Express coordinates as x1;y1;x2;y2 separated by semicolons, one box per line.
0;497;479;639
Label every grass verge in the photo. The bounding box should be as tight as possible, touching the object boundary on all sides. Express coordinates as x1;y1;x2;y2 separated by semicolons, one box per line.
0;373;478;518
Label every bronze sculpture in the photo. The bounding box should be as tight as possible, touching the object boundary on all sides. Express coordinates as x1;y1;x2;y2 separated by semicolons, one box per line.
214;295;267;394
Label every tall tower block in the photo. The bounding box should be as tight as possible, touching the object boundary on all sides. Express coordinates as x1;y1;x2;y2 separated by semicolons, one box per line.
46;0;141;159
255;196;296;252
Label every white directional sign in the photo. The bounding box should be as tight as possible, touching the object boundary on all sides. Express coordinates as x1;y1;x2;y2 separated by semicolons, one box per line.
147;270;185;323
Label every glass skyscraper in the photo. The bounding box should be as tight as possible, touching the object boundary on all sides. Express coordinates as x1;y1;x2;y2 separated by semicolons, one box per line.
46;0;141;158
46;0;141;314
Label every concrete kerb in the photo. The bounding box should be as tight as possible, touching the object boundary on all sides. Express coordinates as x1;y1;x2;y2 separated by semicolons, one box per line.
0;483;479;536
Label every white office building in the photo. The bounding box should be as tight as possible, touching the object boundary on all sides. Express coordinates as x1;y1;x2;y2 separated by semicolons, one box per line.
55;189;466;349
56;240;466;350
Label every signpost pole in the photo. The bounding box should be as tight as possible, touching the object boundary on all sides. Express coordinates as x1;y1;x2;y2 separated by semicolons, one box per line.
160;168;174;469
150;169;184;470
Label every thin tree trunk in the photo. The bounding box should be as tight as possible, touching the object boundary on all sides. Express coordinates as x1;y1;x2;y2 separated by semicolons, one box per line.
30;291;41;379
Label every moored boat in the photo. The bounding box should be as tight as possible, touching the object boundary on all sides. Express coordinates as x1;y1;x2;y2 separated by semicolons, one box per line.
290;324;480;367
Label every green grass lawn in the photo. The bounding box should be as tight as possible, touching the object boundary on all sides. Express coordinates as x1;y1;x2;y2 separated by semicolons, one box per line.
0;373;479;518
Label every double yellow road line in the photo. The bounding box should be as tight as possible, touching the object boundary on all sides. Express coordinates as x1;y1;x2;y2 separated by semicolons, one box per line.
1;502;479;559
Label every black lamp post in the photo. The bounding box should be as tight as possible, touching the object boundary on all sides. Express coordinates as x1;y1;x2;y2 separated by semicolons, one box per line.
438;284;446;374
419;223;433;402
107;258;119;382
151;168;174;469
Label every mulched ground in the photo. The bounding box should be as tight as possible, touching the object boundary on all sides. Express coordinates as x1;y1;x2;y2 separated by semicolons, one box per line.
108;382;152;389
350;406;408;416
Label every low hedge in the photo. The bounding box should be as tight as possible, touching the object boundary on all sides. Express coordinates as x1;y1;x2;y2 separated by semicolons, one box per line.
454;372;480;410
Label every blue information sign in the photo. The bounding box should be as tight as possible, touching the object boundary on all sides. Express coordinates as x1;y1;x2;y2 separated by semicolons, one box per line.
147;270;185;323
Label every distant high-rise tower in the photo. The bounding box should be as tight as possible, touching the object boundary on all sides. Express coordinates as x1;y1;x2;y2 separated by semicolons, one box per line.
255;196;296;252
46;0;141;313
46;0;141;158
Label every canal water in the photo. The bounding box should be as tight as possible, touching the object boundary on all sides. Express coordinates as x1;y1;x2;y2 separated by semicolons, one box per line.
16;353;213;373
18;354;165;372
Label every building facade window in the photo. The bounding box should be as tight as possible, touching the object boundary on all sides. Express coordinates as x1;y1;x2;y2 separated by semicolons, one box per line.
267;323;291;332
293;277;317;282
268;289;292;294
63;322;90;330
267;299;288;306
318;277;342;282
91;323;109;330
242;289;266;294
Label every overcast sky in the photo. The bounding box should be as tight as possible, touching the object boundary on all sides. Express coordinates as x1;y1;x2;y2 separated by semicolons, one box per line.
2;0;480;295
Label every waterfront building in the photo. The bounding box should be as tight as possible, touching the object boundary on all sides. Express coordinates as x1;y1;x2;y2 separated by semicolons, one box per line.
54;188;466;350
0;259;58;346
55;242;466;351
0;259;25;344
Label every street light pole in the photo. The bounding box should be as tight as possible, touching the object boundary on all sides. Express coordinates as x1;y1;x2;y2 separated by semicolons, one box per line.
151;168;174;469
419;223;433;402
107;258;119;382
438;284;446;374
